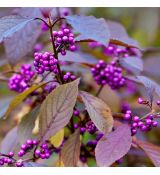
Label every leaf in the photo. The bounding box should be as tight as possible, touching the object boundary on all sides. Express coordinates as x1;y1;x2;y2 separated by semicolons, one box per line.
50;129;64;148
95;124;132;167
143;56;160;77
17;107;39;144
136;140;160;167
23;162;47;167
39;79;79;142
119;56;143;75
59;51;97;65
4;8;41;65
107;20;139;48
66;15;110;46
0;97;14;119
80;91;113;134
0;15;33;42
137;75;160;99
0;127;18;154
61;129;80;167
4;83;45;119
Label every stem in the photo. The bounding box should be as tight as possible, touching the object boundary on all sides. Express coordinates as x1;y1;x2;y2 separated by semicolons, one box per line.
96;85;104;97
48;17;64;84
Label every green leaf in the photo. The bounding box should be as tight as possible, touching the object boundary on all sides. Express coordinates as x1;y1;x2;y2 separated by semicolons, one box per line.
61;129;80;167
80;91;113;134
17;106;39;144
50;129;64;148
4;83;45;119
39;79;80;142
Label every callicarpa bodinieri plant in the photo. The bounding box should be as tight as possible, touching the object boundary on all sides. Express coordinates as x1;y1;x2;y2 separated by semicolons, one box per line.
0;7;160;167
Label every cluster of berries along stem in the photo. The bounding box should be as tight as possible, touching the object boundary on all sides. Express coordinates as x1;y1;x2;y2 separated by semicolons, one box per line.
8;64;35;93
34;52;58;74
123;98;160;136
51;27;77;55
91;60;125;89
88;43;141;58
0;139;62;167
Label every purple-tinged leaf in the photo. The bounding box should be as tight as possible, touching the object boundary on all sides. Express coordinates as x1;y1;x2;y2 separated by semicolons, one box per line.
107;21;139;48
137;75;160;99
0;127;18;154
143;56;160;77
0;97;14;119
95;124;132;167
119;56;143;75
0;15;33;43
136;140;160;167
59;51;97;64
80;91;113;134
61;129;80;167
66;15;110;46
23;162;47;167
4;8;42;65
17;107;39;144
39;79;80;142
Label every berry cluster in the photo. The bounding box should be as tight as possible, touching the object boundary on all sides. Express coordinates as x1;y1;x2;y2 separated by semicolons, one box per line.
34;52;58;74
85;121;97;134
8;64;35;93
52;27;77;55
124;110;158;136
91;60;125;89
0;152;14;166
88;42;141;58
63;72;77;82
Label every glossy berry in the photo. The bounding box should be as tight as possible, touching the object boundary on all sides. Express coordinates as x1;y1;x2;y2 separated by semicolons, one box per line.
34;52;58;74
85;121;97;134
91;60;125;89
8;64;35;93
52;27;77;55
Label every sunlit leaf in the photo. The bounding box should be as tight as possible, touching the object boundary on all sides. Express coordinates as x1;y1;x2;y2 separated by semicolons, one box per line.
39;79;79;142
50;129;64;148
80;91;113;134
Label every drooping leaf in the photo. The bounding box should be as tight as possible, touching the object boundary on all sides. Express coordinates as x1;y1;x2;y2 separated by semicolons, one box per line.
23;162;47;167
61;129;80;167
66;15;110;46
0;126;18;154
39;79;79;142
80;91;113;134
50;129;64;148
4;83;45;119
119;56;143;75
17;107;39;144
107;21;139;48
0;97;14;119
59;51;97;65
137;75;160;99
136;140;160;167
95;124;132;167
0;15;33;43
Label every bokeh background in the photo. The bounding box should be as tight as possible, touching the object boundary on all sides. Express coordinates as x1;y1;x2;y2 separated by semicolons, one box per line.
0;7;160;167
